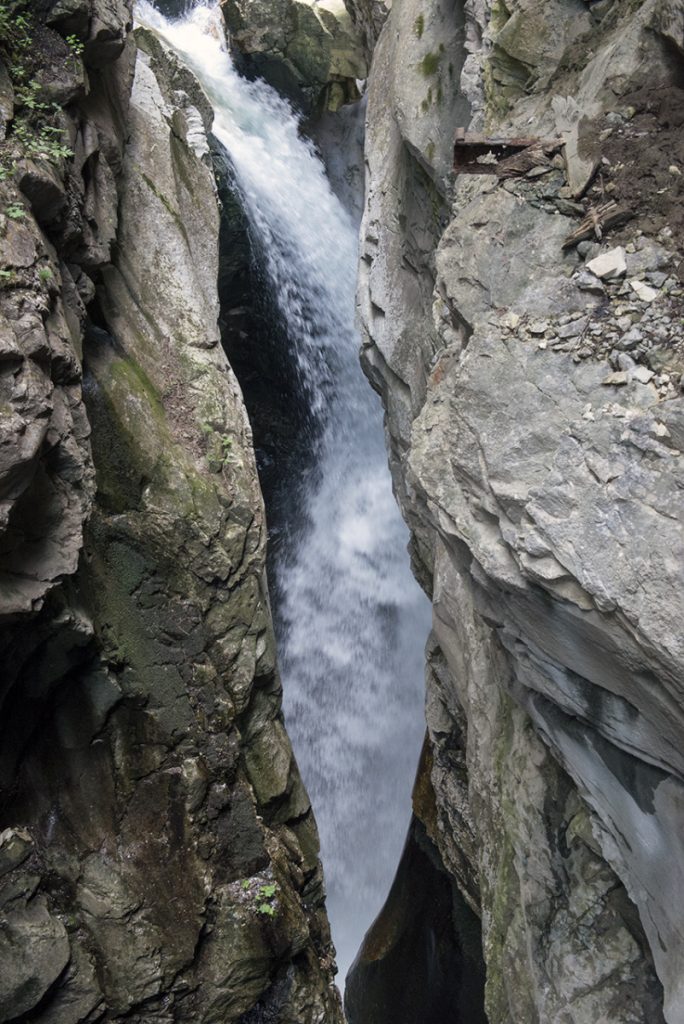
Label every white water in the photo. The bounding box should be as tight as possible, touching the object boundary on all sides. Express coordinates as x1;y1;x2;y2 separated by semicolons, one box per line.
136;0;430;981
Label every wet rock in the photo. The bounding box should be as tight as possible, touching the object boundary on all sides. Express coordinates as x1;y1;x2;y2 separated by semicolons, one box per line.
222;0;366;112
0;828;33;876
0;58;13;140
15;159;67;225
0;895;70;1022
345;816;486;1024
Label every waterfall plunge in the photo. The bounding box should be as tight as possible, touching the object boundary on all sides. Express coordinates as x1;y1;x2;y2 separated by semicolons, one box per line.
135;0;430;980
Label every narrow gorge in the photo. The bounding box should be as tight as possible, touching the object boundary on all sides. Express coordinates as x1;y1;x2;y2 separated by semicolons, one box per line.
1;1;683;1024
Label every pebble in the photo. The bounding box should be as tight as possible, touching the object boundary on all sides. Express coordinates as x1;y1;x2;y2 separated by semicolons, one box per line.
557;319;587;339
575;269;605;294
617;327;643;351
502;311;521;330
630;365;655;384
518;228;681;401
602;371;628;386
630;279;658;302
586;247;627;279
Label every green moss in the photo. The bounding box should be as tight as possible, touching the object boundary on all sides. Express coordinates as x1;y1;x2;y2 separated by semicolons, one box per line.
483;58;512;128
109;353;165;420
413;13;424;38
484;837;517;1023
483;692;519;1022
490;0;511;33
140;170;189;245
418;51;441;76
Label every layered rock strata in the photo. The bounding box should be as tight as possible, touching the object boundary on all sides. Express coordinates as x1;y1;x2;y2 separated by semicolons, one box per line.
353;0;684;1021
0;5;342;1021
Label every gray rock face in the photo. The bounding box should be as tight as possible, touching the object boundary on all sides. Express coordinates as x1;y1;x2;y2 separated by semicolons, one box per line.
222;0;367;112
0;9;341;1024
356;0;684;1020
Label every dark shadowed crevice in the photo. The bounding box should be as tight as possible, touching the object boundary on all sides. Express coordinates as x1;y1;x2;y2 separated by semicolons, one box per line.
345;815;487;1024
212;143;323;598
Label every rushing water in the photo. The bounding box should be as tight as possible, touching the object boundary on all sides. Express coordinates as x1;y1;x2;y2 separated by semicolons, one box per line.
136;0;430;980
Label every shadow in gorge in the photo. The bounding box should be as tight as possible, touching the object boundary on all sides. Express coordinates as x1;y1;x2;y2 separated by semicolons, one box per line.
212;144;323;593
345;814;488;1024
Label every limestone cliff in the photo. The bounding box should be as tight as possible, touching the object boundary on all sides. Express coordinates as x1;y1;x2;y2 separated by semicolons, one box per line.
352;0;684;1022
0;4;342;1021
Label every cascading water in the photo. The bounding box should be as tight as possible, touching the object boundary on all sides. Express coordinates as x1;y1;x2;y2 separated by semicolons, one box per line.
136;0;431;980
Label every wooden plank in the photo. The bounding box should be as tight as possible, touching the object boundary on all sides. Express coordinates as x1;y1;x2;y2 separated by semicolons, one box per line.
453;131;563;175
562;202;634;249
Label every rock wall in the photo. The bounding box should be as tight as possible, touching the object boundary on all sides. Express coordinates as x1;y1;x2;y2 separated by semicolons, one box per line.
353;0;684;1021
0;4;342;1022
221;0;367;113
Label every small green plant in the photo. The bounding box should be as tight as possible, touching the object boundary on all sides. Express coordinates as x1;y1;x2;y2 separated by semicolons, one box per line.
6;203;25;219
240;878;279;917
201;425;236;470
1;6;74;166
0;5;32;56
65;33;84;57
13;117;73;162
413;13;424;38
0;268;15;282
256;883;278;917
38;266;53;283
15;77;41;109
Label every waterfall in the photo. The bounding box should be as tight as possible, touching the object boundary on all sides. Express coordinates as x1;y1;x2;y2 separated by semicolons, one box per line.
135;0;431;980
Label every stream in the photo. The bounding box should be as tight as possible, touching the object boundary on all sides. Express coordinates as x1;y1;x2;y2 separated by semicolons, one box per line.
136;0;430;980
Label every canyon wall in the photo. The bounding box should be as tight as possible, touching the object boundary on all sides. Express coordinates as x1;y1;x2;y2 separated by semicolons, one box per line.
350;0;684;1021
0;4;342;1021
